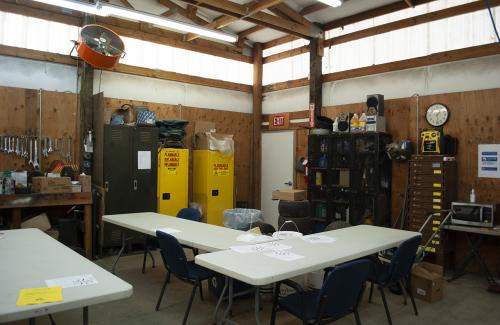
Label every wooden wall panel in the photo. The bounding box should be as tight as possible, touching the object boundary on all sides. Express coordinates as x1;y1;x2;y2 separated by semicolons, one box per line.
0;86;78;171
103;98;253;204
291;88;500;271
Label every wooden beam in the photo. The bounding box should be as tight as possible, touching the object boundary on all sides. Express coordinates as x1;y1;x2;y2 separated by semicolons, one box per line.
263;35;300;49
0;44;253;93
263;0;498;63
404;0;414;7
299;3;329;16
309;38;322;125
262;43;500;92
322;0;436;30
323;0;500;48
158;0;209;25
271;3;314;28
263;45;309;64
252;43;263;209
180;0;318;38
238;25;265;39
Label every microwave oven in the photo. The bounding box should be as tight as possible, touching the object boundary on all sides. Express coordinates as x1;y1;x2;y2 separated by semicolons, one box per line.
451;202;498;227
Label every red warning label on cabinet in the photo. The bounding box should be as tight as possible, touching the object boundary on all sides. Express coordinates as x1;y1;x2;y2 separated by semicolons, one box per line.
213;163;229;176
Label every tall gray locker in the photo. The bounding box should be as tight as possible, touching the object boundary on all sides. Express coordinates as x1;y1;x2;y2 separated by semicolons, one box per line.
102;125;158;248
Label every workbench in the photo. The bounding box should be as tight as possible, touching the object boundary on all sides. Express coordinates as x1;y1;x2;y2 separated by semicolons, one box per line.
0;192;93;259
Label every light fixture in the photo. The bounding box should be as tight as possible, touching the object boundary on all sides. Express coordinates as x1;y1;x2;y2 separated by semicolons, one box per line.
30;0;237;43
317;0;343;8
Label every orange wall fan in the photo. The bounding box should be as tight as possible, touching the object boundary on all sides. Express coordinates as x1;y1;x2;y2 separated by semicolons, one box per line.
76;24;125;69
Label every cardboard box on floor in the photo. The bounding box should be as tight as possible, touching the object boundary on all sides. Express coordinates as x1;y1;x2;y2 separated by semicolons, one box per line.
272;189;307;201
411;262;444;303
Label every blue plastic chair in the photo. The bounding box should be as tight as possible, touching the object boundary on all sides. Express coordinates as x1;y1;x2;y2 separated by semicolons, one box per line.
155;231;216;325
177;208;202;222
271;259;371;325
368;235;422;325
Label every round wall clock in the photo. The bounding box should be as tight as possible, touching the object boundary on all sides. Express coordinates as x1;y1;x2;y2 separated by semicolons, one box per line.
425;103;449;127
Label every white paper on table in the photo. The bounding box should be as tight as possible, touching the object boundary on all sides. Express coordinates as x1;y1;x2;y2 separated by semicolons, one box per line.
155;228;181;234
230;241;291;254
236;233;273;243
45;274;98;288
300;234;336;244
264;250;304;262
138;151;151;170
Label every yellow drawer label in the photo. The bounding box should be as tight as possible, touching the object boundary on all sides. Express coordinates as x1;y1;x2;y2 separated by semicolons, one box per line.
432;227;438;231
433;212;440;217
433;220;441;225
425;247;436;253
433;183;442;188
433;192;442;197
433;170;442;174
433;198;442;203
433;205;441;210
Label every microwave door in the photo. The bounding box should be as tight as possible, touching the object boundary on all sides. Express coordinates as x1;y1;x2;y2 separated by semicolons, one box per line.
453;206;482;225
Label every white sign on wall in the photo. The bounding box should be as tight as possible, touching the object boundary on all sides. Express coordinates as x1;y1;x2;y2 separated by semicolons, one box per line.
478;144;500;178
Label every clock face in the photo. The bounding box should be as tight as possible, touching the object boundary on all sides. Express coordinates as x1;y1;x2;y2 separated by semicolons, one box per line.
426;103;449;127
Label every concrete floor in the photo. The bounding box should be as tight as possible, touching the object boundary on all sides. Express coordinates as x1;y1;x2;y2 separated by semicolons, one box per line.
8;251;500;325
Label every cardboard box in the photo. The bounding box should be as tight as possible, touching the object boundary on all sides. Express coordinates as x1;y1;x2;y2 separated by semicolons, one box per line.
21;213;51;232
411;262;444;302
272;189;307;201
78;175;92;192
194;132;234;152
194;121;216;134
32;177;72;194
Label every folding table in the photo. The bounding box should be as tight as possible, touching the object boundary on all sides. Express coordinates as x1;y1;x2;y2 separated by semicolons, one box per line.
0;228;132;324
196;225;421;325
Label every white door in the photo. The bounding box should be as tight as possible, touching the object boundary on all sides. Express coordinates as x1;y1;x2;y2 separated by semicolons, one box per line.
261;131;294;228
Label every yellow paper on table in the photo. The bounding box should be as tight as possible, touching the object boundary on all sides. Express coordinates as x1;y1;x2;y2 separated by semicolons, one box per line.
16;287;63;306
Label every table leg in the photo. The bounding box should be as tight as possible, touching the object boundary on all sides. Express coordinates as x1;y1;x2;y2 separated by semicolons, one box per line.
465;234;495;284
29;317;36;325
448;235;479;282
10;208;21;229
111;231;126;274
83;306;89;325
214;277;229;324
220;277;238;325
254;286;261;325
83;204;92;259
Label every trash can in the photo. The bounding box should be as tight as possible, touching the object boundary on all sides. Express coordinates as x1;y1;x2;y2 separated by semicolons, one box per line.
223;208;263;230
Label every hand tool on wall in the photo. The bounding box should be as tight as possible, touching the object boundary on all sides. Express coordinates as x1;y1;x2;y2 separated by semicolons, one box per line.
22;136;28;159
61;137;65;162
15;137;20;156
48;137;53;154
42;137;48;158
68;137;72;163
33;137;39;169
28;138;33;166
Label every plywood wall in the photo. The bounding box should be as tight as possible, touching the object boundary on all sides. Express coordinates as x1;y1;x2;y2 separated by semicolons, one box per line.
103;98;253;204
0;86;79;171
293;87;500;270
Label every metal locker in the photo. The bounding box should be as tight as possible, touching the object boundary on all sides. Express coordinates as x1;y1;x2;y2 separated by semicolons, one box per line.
130;126;158;212
103;125;132;214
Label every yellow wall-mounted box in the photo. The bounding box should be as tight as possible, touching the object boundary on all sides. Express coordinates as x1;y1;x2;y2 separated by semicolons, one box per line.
193;150;234;226
157;148;189;217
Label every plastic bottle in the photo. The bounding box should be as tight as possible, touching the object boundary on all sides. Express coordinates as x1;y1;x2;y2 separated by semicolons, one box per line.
350;113;359;133
3;171;14;195
332;117;339;132
359;112;367;132
470;188;476;203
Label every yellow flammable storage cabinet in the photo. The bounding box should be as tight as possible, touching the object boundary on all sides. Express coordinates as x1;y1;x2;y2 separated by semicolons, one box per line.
157;148;189;216
193;150;234;226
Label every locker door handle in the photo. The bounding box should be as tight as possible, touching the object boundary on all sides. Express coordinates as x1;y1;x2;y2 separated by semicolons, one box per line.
133;179;138;191
104;181;109;192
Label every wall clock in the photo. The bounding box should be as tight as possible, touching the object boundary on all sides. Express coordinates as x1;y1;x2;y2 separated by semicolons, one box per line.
425;103;449;127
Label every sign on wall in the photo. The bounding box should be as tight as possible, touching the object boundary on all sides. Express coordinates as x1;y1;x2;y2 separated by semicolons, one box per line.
268;113;290;130
478;144;500;178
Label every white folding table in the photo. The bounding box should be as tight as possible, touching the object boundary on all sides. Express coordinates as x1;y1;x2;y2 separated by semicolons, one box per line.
0;228;132;324
196;225;421;324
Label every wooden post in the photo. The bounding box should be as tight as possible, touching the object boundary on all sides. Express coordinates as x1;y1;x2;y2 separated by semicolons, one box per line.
79;13;95;170
251;43;263;209
309;37;323;124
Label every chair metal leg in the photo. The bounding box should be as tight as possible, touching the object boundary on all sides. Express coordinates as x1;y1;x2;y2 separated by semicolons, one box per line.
270;283;280;325
378;286;392;325
199;280;204;301
404;279;418;316
83;306;89;325
29;318;36;325
214;276;229;324
48;314;56;325
368;281;374;303
167;270;171;283
254;286;261;325
354;308;362;325
182;283;199;325
142;236;148;274
155;274;169;311
399;280;408;305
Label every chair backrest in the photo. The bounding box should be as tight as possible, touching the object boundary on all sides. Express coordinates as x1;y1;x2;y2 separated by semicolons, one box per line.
156;230;189;279
316;259;371;317
176;208;202;222
387;235;422;283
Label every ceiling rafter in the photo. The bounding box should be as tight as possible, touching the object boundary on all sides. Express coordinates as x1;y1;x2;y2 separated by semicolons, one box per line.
157;0;209;25
238;25;265;39
299;3;329;16
119;0;134;9
404;0;415;7
179;0;320;39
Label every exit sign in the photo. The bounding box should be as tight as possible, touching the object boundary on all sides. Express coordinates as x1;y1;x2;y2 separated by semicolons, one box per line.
269;113;290;129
